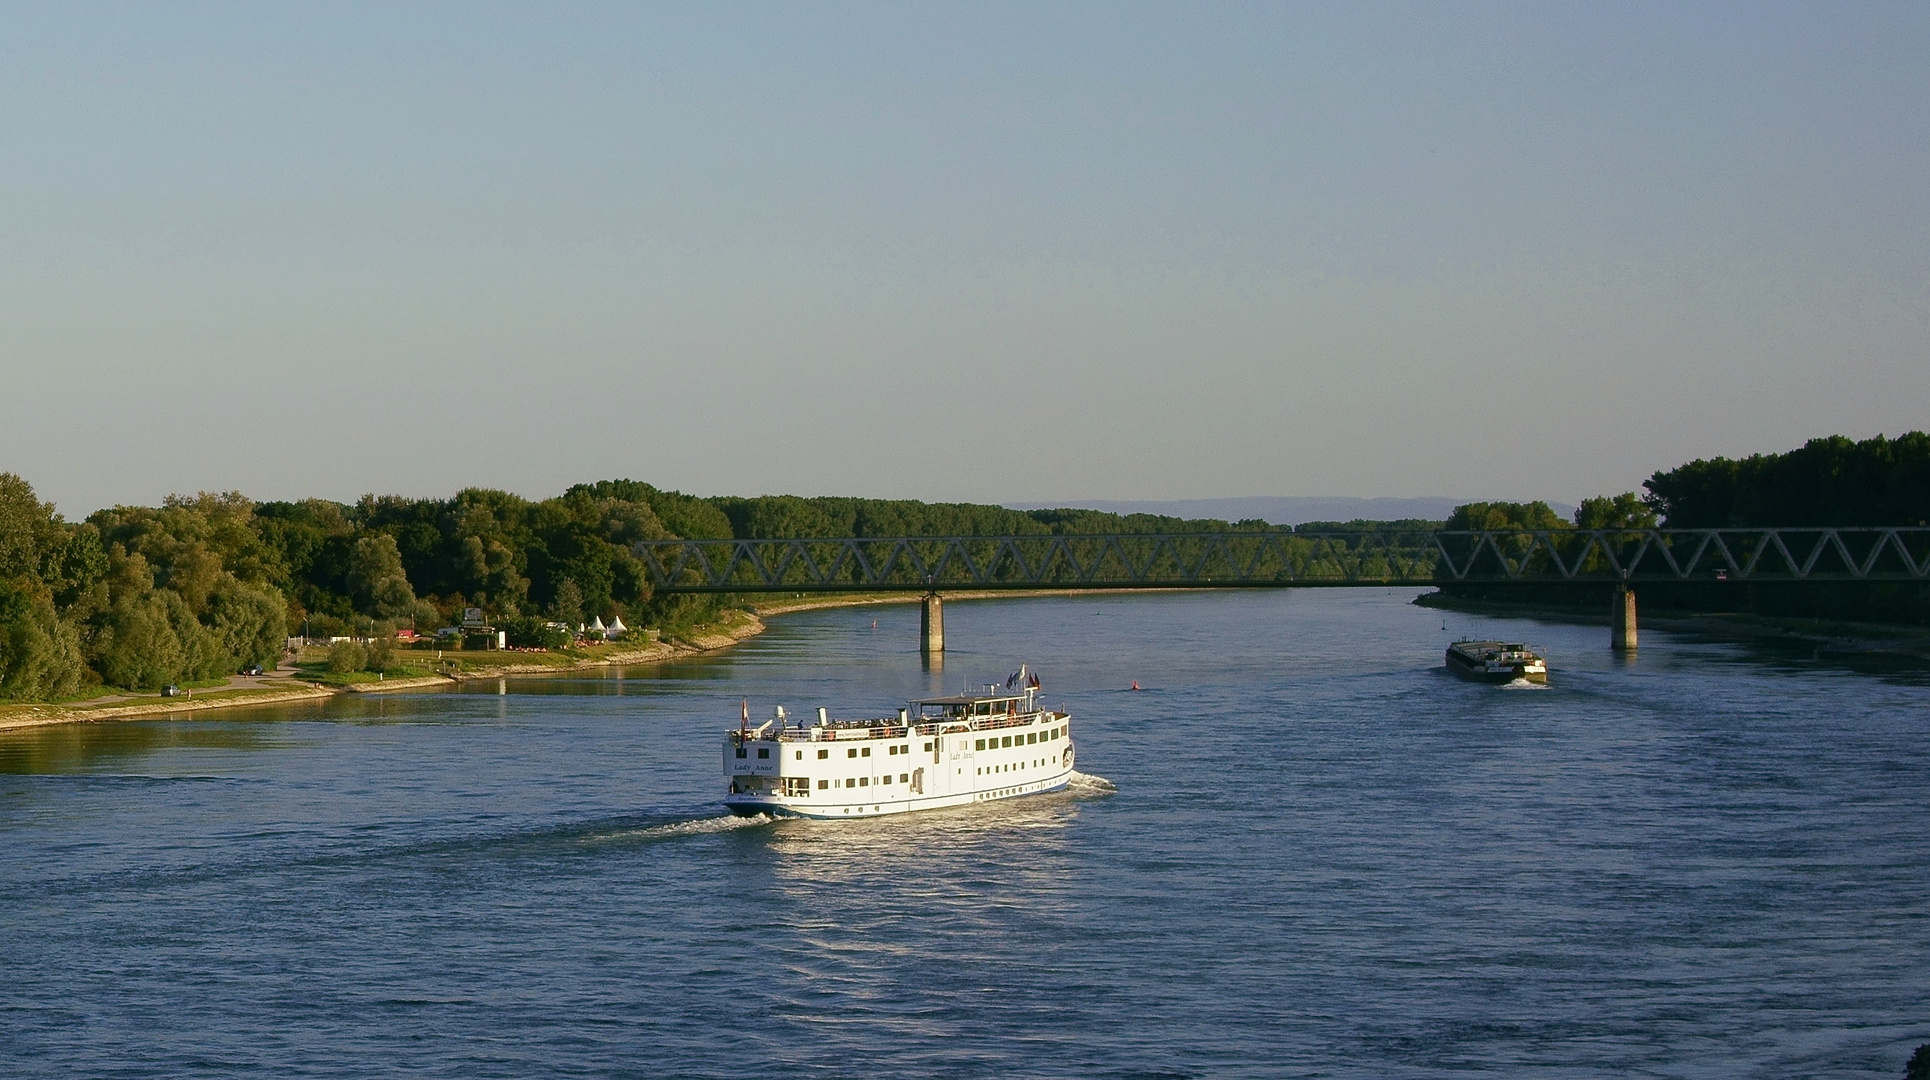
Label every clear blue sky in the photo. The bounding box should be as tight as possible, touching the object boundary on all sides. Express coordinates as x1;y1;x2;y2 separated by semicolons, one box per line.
3;2;1925;517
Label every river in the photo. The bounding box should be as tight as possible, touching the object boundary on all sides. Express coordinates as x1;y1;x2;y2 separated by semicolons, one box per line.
3;590;1927;1078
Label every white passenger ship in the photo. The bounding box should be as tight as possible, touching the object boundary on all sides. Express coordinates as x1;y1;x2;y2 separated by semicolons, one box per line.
723;676;1074;819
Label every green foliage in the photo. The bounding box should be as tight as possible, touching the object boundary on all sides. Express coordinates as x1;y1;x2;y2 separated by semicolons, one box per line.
365;629;397;672
549;579;585;625
8;435;1927;703
1906;1042;1930;1080
1574;493;1657;531
89;586;226;690
206;579;288;669
348;533;417;618
501;615;569;649
1644;432;1930;527
327;639;368;674
1444;501;1569;532
0;580;86;701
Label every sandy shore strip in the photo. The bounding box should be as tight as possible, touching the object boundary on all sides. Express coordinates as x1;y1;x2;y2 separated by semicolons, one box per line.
0;685;338;733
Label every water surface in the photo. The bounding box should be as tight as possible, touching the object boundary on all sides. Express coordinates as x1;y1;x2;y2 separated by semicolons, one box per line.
3;590;1927;1078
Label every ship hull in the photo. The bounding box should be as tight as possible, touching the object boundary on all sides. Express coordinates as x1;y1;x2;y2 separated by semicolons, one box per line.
726;766;1076;819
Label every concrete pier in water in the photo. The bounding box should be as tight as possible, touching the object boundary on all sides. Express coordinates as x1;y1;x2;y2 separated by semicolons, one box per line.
1612;586;1638;651
921;592;943;655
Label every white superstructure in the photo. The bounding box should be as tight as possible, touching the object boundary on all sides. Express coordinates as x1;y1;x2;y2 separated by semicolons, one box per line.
723;680;1074;819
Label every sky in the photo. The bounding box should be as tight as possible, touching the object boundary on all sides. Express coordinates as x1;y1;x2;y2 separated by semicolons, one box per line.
2;2;1926;519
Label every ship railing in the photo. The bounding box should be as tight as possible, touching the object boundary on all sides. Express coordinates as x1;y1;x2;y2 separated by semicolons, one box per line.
730;711;1062;744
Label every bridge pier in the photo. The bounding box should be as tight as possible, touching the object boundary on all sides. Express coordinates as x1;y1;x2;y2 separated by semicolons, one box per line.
1612;586;1638;651
921;592;943;656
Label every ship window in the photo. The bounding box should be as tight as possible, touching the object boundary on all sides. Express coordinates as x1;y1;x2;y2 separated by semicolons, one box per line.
845;778;856;788
818;780;829;789
859;777;869;786
818;749;829;759
882;775;892;784
757;748;770;759
975;739;986;751
735;747;747;758
899;773;907;783
1026;733;1037;745
795;751;802;760
848;749;858;758
861;747;871;757
922;741;932;751
1001;736;1012;748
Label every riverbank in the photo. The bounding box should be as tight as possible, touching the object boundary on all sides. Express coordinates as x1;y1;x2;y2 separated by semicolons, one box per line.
1416;590;1930;662
0;611;769;733
16;588;1225;733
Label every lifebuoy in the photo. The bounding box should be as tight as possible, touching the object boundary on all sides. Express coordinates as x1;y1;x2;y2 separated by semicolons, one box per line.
1062;745;1074;769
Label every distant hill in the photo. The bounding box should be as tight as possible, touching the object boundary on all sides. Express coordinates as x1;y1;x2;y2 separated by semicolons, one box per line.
1002;496;1577;528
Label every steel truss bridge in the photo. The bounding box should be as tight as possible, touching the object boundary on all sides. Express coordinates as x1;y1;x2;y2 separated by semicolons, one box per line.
635;528;1930;594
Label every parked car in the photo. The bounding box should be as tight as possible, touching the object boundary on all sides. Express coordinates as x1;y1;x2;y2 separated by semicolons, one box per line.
160;685;182;697
241;664;264;676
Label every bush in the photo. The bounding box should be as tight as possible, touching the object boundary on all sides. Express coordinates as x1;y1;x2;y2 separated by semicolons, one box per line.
365;632;397;672
327;640;368;674
501;615;568;649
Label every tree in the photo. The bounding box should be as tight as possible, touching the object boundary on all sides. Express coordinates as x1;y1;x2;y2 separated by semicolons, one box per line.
206;580;288;669
91;590;188;690
0;473;70;583
1574;493;1658;531
549;579;584;625
0;581;85;701
348;533;417;619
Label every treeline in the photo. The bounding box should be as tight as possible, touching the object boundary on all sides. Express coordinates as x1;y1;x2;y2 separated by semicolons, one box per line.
1436;433;1930;625
1644;432;1930;528
0;476;1291;701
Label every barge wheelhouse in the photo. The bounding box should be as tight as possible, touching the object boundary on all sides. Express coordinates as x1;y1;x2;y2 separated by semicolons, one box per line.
723;684;1074;819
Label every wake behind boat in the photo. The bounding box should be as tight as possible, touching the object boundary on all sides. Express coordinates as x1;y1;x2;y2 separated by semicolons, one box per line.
1446;640;1549;684
724;667;1074;819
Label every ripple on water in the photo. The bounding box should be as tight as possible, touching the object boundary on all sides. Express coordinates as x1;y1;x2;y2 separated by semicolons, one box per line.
2;590;1927;1079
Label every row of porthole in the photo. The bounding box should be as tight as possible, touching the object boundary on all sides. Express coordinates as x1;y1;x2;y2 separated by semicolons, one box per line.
975;783;1035;800
979;758;1049;775
814;772;914;790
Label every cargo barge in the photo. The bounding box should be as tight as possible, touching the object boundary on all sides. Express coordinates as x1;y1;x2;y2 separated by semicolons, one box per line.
1446;640;1548;684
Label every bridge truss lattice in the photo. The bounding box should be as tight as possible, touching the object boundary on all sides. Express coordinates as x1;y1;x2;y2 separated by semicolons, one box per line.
633;528;1930;593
